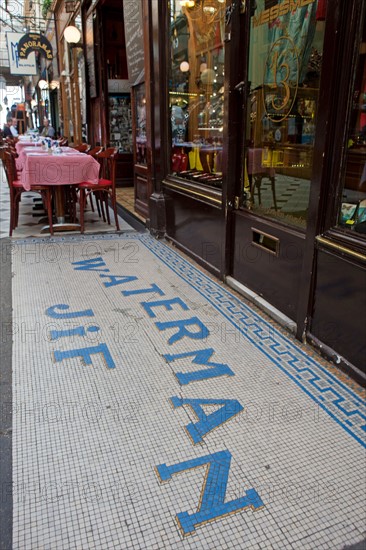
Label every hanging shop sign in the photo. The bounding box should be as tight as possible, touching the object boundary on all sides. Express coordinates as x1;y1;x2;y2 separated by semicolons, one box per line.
6;33;37;75
17;32;53;61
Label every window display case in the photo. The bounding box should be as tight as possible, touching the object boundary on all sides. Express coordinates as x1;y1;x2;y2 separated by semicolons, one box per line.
108;93;132;152
108;93;133;186
168;0;226;190
337;26;366;234
134;82;147;166
249;86;317;181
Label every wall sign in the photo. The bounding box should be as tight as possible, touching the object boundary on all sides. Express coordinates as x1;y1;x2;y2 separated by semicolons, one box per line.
123;0;145;85
6;33;37;75
17;32;53;60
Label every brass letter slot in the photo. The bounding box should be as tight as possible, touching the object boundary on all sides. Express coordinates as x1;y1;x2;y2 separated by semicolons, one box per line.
252;228;280;256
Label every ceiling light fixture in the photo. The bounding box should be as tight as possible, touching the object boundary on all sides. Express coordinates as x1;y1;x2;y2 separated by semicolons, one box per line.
38;79;48;90
180;61;190;72
64;25;81;44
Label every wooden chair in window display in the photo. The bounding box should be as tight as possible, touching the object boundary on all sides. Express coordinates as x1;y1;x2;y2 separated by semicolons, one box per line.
247;91;277;210
247;147;277;210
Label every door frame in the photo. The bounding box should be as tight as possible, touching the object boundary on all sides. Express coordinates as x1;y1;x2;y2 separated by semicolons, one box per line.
225;0;349;336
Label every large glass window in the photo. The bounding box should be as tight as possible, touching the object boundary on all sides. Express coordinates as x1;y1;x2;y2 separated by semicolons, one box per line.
244;0;326;229
134;83;147;165
169;0;226;189
337;15;366;236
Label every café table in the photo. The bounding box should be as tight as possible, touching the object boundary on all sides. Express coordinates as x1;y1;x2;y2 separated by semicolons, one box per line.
16;146;77;171
20;149;100;232
15;140;43;155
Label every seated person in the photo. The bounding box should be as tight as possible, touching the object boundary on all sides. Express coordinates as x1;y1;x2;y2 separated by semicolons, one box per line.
40;117;55;138
3;117;19;138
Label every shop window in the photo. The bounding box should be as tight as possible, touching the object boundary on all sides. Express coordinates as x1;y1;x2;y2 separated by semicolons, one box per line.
244;0;326;230
337;17;366;236
168;0;226;189
134;82;147;166
108;94;132;151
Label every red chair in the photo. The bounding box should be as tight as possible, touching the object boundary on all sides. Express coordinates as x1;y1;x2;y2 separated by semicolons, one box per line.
2;148;54;236
5;136;18;145
5;144;22;178
78;147;119;233
85;146;104;214
63;144;95;218
88;146;104;157
73;143;91;153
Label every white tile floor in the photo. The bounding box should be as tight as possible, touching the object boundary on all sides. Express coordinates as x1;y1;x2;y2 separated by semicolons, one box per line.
9;233;366;549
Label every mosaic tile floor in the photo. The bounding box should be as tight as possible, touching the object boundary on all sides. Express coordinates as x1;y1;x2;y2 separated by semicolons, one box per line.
115;187;146;224
0;165;135;239
10;233;366;550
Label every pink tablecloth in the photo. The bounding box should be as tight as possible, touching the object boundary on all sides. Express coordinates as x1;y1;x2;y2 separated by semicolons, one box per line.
16;146;82;171
20;152;100;191
15;140;43;154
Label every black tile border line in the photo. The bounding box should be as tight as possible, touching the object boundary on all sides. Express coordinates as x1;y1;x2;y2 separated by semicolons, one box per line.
0;238;12;550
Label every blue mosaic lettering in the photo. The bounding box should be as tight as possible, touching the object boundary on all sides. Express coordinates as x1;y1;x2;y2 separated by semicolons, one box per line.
72;257;110;272
99;274;138;288
45;304;94;319
156;317;209;345
122;283;165;297
155;450;263;535
50;325;100;341
141;297;189;318
54;343;115;369
170;397;243;444
164;348;234;384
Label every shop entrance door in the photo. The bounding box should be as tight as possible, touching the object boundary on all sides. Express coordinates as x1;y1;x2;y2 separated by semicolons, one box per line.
229;0;327;322
132;82;150;219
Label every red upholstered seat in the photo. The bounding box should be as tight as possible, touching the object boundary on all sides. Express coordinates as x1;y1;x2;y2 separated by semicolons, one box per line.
78;147;119;232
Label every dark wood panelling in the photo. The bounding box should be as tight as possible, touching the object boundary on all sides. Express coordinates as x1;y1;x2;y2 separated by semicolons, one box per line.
232;212;305;319
115;153;133;187
135;174;149;218
165;189;224;273
310;249;366;372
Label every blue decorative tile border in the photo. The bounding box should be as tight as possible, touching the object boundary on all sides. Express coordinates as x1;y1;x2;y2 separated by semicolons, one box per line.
136;234;366;449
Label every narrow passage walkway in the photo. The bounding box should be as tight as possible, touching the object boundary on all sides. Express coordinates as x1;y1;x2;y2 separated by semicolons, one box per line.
2;232;365;550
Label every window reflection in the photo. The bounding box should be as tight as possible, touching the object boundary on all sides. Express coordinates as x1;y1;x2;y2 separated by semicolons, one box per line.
134;83;147;166
244;0;326;229
169;0;225;188
338;18;366;235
